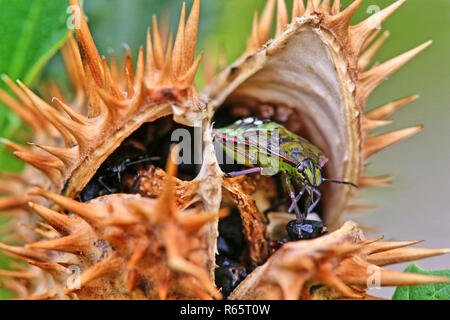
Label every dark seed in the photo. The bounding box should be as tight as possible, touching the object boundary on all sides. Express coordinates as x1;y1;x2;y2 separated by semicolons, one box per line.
257;104;275;119
275;105;293;123
214;258;247;299
230;105;251;118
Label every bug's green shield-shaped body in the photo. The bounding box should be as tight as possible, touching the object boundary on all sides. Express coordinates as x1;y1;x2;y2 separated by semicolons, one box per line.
214;117;331;240
214;117;328;183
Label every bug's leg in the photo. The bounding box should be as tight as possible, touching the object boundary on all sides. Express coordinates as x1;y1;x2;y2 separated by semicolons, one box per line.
125;157;160;167
285;177;302;224
306;187;321;215
130;171;141;193
288;184;306;214
98;175;115;194
224;167;262;178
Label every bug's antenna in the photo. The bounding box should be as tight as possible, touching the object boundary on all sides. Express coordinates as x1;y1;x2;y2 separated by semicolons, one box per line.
322;178;359;188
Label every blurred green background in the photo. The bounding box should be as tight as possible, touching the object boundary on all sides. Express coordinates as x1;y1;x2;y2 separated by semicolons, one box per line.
0;0;448;299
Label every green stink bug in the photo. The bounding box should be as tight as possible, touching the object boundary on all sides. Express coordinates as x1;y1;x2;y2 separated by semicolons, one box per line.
214;117;357;240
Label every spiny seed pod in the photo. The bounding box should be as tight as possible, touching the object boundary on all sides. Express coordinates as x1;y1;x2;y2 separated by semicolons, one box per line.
0;0;448;300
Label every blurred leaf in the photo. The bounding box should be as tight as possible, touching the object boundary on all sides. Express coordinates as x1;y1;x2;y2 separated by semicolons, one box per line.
0;288;14;300
0;0;69;299
0;0;68;171
0;0;69;84
393;263;450;300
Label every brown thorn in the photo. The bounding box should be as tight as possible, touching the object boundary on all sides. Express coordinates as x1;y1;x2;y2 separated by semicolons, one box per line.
95;85;128;115
179;52;203;88
49;109;95;153
325;0;362;40
68;31;88;92
3;75;59;138
350;0;406;55
152;15;165;69
0;196;30;211
126;269;138;292
163;231;221;299
276;0;289;37
16;80;76;147
0;242;51;262
363;126;423;159
259;0;276;43
63;32;87;95
155;145;178;223
52;97;90;125
108;52;121;85
173;3;186;77
358;31;390;71
66;255;122;294
28;202;78;235
69;0;104;87
127;241;148;269
101;56;124;100
146;27;155;76
365;94;419;120
0;270;34;279
125;67;135;98
1;280;28;297
319;0;331;14
0;183;19;196
304;0;316;15
14;151;63;186
312;0;321;10
28;261;69;282
202;51;216;85
185;0;200;68
34;144;78;169
27;231;93;254
0;138;28;153
340;257;450;287
362;118;393;133
124;46;135;80
357;41;431;109
2;75;36;112
247;10;260;53
331;0;340;15
360;29;381;55
292;0;301;23
315;266;362;299
30;188;104;223
276;273;308;300
134;46;145;91
178;211;219;233
22;223;57;240
0;87;41;132
361;240;422;255
159;32;174;85
367;247;450;266
160;11;171;52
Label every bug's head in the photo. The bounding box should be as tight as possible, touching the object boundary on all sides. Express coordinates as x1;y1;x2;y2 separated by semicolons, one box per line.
298;159;322;187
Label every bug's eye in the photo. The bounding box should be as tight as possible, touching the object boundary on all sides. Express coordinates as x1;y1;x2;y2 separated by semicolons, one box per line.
297;164;304;172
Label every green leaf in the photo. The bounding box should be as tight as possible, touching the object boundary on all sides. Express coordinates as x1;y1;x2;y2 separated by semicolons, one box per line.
392;263;450;300
0;0;70;299
0;0;69;171
0;0;69;84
